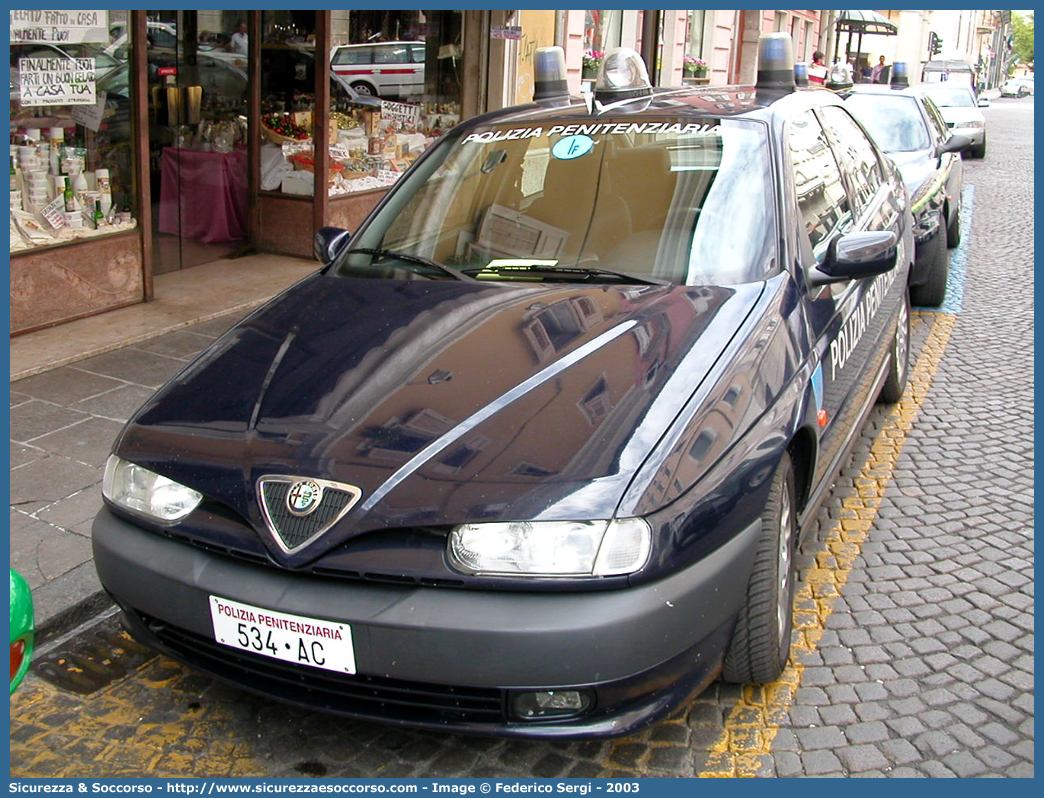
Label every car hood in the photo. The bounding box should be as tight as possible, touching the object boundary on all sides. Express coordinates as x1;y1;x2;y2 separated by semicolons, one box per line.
938;107;985;126
116;273;765;559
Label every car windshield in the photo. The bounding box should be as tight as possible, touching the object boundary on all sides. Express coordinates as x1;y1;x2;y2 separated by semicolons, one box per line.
844;94;930;153
337;117;777;285
920;87;975;107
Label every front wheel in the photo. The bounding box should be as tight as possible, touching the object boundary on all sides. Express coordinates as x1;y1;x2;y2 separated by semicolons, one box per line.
722;453;797;684
350;81;376;96
946;198;961;249
878;289;910;404
970;135;987;159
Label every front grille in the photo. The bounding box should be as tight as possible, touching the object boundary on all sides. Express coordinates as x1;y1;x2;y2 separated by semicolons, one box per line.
260;481;357;550
132;609;506;725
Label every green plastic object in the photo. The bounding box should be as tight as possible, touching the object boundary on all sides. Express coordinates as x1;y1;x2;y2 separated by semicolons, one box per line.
10;569;34;694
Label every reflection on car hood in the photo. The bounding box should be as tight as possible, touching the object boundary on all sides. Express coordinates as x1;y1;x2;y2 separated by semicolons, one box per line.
117;272;764;546
886;149;936;199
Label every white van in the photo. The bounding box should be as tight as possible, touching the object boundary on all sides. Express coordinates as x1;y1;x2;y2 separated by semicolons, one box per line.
329;41;425;99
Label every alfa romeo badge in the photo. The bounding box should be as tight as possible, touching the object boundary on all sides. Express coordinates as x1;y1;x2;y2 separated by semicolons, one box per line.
287;479;323;516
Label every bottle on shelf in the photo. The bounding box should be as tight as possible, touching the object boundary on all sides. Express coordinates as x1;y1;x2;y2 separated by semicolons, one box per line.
93;199;105;229
49;127;64;175
71;169;88;209
62;174;76;212
96;168;112;215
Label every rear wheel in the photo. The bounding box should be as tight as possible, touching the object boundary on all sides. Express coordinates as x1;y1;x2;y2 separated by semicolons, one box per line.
911;232;948;307
722;453;796;684
878;289;910;404
350;81;376;96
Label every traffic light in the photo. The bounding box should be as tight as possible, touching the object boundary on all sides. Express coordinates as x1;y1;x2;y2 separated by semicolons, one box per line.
929;31;943;57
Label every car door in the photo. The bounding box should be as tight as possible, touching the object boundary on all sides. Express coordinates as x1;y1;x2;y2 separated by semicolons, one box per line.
922;96;964;218
331;45;376;94
787;108;897;489
373;43;411;98
407;43;426;97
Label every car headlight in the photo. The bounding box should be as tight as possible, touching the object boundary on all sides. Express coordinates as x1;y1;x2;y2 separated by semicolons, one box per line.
962;120;984;129
448;519;651;577
102;455;203;524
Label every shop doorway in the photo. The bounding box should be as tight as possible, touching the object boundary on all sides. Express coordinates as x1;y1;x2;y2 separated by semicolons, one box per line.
145;10;250;274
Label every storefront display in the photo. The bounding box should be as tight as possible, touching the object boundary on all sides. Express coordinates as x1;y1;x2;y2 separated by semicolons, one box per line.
10;9;506;334
10;20;138;253
259;99;460;197
258;9;464;198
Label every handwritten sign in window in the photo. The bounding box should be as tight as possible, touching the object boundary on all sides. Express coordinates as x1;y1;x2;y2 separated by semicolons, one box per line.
380;100;421;128
10;10;108;44
19;56;96;105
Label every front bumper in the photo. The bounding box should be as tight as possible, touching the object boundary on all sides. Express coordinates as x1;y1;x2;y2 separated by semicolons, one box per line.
93;507;761;737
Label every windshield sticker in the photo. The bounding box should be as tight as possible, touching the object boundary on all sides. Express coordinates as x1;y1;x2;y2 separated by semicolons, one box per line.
487;259;560;268
552;135;595;160
461;121;722;144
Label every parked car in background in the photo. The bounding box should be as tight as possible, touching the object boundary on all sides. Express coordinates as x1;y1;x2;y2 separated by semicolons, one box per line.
10;570;34;694
845;82;968;306
94;38;914;739
920;59;977;91
104;20;178;66
1000;77;1034;98
330;41;425;98
918;84;988;159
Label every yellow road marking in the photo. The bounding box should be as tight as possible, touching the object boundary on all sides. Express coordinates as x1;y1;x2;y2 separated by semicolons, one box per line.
696;312;955;777
11;654;266;777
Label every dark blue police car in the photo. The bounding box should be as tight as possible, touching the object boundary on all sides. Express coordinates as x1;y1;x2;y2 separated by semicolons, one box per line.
843;66;969;307
93;36;914;738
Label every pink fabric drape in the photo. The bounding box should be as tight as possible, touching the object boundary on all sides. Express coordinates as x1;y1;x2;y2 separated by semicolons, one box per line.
158;147;248;243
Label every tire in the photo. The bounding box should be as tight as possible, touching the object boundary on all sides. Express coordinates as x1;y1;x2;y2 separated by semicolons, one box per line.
946;197;961;249
722;453;797;684
878;289;910;404
350;81;376;96
911;232;949;307
970;135;986;159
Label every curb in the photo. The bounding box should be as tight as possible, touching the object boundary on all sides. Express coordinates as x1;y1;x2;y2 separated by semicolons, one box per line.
36;590;116;647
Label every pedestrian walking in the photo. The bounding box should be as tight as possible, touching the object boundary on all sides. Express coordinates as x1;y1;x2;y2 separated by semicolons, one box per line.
872;55;888;83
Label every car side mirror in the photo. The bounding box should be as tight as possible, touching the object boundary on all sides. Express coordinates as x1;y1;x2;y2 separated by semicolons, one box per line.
938;134;972;156
978;97;990;108
313;226;351;265
809;230;897;285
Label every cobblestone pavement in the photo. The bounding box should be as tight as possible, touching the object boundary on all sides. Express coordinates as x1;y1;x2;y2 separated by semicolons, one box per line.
10;98;1033;778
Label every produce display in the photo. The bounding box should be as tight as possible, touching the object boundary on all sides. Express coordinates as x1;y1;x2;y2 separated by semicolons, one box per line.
262;101;460;197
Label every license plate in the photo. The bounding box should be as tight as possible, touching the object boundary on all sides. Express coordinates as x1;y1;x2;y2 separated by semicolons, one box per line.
209;595;356;675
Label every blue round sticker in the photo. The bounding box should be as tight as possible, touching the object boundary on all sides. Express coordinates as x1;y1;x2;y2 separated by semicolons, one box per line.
552;135;595;160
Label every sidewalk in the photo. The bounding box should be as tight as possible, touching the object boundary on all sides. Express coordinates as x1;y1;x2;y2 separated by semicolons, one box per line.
10;253;319;639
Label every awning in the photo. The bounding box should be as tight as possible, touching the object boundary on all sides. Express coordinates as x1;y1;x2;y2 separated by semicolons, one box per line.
834;10;899;35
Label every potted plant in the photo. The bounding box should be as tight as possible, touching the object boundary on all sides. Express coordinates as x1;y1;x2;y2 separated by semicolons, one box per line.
583;50;604;80
684;56;708;78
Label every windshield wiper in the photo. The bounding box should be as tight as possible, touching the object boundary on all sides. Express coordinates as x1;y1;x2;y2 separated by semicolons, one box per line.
468;263;669;286
343;248;473;281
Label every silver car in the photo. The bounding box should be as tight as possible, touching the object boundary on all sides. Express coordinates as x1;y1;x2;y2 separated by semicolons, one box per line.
918;84;987;159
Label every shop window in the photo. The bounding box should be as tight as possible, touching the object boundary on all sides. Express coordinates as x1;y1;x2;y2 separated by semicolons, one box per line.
10;10;138;251
326;10;462;197
686;11;706;60
262;10;463;197
584;10;624;53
